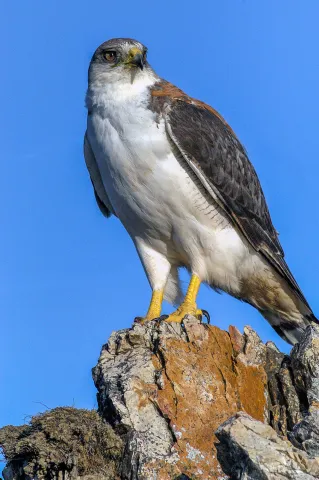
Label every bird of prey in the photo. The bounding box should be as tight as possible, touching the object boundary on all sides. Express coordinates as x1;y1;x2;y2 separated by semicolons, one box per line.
84;37;317;345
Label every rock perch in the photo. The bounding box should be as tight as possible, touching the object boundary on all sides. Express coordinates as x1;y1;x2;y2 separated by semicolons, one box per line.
1;316;319;479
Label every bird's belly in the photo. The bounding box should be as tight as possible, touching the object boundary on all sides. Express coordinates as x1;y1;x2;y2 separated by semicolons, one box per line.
88;113;250;291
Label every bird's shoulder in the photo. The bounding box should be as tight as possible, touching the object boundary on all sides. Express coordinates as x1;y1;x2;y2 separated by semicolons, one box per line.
149;79;236;137
149;80;260;227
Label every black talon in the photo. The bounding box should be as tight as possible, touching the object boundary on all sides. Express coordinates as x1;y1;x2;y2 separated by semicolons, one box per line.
134;316;144;324
159;314;169;321
201;309;210;324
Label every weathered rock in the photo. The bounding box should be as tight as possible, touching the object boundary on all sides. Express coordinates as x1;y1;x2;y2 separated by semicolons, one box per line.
91;318;319;479
263;341;288;434
215;411;319;480
289;324;319;457
236;325;267;366
290;405;319;458
92;316;270;479
2;320;319;480
290;324;319;407
0;407;123;480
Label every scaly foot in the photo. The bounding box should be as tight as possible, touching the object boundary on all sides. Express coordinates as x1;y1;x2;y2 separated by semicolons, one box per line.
160;302;209;323
134;275;210;325
134;289;164;324
160;274;203;323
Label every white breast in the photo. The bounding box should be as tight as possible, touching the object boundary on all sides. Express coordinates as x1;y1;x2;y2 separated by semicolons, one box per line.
87;76;185;231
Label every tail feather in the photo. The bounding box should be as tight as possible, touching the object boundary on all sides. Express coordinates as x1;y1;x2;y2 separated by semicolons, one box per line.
310;313;319;325
261;310;318;345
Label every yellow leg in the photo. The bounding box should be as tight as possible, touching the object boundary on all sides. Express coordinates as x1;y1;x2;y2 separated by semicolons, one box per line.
164;274;202;323
143;289;164;321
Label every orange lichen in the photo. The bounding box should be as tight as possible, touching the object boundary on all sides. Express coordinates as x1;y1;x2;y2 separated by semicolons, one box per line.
132;322;268;479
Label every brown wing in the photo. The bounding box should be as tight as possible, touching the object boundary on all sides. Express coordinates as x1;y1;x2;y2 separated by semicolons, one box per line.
84;132;114;218
149;81;309;307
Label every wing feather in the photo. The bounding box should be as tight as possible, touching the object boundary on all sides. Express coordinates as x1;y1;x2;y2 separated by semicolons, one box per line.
84;132;114;218
161;98;309;307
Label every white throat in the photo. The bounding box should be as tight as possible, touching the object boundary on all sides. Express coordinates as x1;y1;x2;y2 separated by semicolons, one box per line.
86;69;159;112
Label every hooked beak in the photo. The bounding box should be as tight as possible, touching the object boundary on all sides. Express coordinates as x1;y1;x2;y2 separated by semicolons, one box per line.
125;47;144;70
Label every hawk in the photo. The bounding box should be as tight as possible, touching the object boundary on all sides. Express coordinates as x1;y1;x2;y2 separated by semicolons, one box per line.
84;38;317;345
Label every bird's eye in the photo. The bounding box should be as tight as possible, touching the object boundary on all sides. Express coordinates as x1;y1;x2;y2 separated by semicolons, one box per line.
104;51;117;63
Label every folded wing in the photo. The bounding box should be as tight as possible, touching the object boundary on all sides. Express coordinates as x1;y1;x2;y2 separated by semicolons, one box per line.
163;98;309;308
84;132;114;218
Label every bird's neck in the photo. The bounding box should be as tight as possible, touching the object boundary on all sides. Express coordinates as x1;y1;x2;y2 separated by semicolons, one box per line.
86;71;160;113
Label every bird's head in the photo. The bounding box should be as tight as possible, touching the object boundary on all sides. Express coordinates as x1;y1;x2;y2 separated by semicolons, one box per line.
88;38;155;86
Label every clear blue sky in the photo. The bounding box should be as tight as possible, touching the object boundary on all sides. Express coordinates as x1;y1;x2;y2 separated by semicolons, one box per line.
1;0;319;440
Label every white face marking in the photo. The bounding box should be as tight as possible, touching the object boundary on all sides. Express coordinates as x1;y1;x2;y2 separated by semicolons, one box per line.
87;70;158;105
86;46;159;111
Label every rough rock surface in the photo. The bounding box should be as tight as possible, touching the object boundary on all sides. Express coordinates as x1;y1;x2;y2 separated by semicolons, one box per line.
289;325;319;457
216;412;319;480
91;317;282;478
1;319;319;480
93;316;271;479
0;407;123;480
